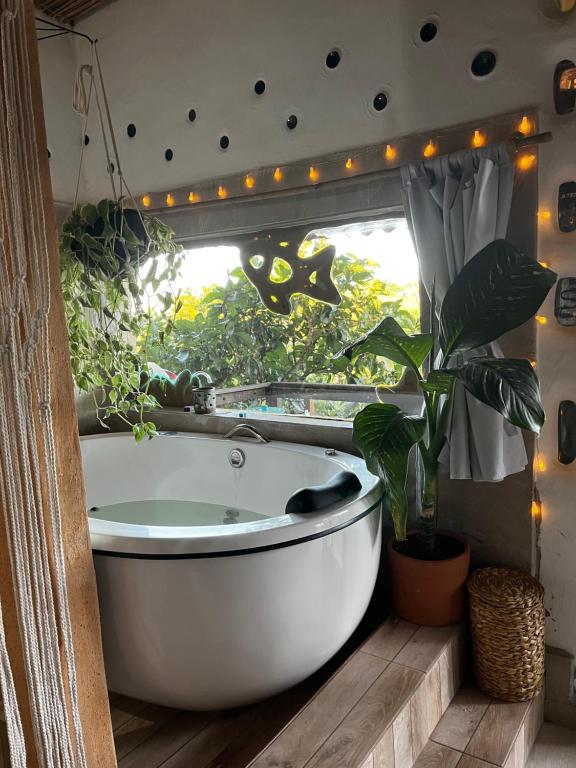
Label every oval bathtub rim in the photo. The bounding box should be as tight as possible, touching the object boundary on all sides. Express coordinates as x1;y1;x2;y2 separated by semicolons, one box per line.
82;431;383;557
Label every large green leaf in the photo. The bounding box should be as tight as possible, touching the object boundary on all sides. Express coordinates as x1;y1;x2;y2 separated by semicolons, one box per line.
439;239;556;358
445;357;545;434
420;370;454;395
353;403;426;540
339;317;433;373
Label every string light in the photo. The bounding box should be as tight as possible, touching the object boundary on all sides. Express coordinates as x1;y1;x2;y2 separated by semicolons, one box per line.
535;456;547;473
165;193;175;207
142;195;151;208
279;241;289;247
423;139;437;158
535;315;548;325
538;260;550;269
517;115;533;135
217;185;227;199
537;209;552;222
244;174;255;189
517;154;537;171
188;192;198;203
471;129;486;148
273;167;283;183
531;500;543;520
309;166;319;183
345;157;353;170
384;144;397;162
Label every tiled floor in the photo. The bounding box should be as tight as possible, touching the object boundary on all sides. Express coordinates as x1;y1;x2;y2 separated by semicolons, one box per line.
109;617;464;768
427;683;543;768
526;724;576;768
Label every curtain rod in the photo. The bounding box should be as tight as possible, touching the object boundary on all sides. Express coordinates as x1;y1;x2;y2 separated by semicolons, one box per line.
510;131;553;150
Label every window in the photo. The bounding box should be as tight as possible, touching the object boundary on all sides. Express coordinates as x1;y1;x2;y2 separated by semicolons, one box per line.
143;217;419;420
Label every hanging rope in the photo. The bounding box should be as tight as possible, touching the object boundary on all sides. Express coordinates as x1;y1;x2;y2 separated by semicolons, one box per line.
0;2;88;766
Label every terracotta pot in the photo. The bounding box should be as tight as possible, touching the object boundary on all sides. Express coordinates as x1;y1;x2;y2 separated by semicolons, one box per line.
388;533;471;626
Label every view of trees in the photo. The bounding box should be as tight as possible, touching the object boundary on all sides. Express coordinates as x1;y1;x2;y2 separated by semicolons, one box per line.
143;252;420;395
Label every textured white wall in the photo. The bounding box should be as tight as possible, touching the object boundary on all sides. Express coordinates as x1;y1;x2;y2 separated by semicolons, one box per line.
536;120;576;673
38;23;82;203
39;0;576;665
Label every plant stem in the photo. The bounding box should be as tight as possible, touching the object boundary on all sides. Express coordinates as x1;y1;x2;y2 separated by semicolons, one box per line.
419;455;438;555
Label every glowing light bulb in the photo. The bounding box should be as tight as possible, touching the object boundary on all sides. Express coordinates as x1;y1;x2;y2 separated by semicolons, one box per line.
471;129;486;148
518;115;532;135
535;457;547;473
309;166;319;183
384;144;397;162
279;241;289;247
535;315;548;325
530;360;537;368
165;193;175;207
537;209;552;222
273;167;283;183
142;195;151;208
188;192;198;203
423;140;437;158
345;157;353;170
531;500;542;519
538;260;550;269
217;185;227;199
245;174;255;189
517;154;536;172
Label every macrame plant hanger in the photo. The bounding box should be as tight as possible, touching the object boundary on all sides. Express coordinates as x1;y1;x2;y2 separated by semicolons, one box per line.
0;1;88;766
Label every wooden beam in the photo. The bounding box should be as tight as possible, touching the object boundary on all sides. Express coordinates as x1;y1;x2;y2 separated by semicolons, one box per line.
0;2;117;765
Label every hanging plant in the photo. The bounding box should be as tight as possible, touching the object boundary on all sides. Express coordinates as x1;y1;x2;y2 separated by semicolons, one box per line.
61;199;177;276
61;199;184;441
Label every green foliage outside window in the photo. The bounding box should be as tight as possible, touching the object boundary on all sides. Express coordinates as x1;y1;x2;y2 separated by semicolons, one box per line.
143;253;420;395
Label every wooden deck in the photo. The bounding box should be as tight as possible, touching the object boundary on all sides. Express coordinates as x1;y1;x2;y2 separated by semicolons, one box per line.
110;666;334;768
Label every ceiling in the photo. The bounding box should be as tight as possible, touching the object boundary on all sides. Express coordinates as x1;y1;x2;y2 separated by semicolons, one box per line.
36;0;113;24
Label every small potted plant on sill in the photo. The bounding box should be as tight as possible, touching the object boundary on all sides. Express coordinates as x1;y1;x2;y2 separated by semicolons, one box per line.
339;239;556;626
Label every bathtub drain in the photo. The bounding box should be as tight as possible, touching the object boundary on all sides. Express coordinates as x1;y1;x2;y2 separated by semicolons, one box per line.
229;448;246;468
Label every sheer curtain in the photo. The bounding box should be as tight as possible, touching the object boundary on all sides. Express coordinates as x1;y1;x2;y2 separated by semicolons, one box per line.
401;143;528;481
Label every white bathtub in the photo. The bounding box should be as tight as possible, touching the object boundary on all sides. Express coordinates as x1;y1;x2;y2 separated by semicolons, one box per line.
81;431;383;710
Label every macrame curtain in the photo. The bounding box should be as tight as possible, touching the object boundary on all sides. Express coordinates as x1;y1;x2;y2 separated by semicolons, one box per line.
0;2;87;766
401;144;528;481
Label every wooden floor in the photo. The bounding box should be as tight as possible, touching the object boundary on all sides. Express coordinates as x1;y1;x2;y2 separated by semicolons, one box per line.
526;724;576;768
110;670;331;768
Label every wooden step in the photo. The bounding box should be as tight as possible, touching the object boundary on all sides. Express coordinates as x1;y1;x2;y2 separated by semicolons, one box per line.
251;617;465;768
418;683;544;768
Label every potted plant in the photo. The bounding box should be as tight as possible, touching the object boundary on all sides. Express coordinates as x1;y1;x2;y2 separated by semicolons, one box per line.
339;239;556;626
60;199;183;441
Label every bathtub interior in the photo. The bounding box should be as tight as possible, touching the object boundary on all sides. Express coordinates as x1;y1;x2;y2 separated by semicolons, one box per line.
82;432;372;525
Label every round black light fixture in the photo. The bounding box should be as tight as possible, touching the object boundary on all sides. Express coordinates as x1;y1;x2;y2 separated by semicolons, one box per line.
471;50;497;77
188;108;197;123
164;148;174;161
127;123;136;138
419;22;437;42
219;135;230;150
286;114;298;130
325;49;341;69
84;134;90;146
254;79;266;95
372;92;388;112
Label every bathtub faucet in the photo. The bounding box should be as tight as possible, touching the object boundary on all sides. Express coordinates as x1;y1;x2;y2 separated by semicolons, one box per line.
190;370;213;387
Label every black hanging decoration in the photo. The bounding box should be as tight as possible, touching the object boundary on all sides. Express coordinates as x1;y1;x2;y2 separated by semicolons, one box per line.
239;229;341;316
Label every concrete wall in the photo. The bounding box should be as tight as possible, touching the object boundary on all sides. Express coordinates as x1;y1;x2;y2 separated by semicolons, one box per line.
39;0;576;672
37;18;82;203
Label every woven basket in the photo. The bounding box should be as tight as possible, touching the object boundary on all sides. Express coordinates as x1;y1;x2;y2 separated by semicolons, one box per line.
468;567;545;702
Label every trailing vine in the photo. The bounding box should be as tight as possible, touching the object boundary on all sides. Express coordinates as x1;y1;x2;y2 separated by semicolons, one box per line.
60;199;183;441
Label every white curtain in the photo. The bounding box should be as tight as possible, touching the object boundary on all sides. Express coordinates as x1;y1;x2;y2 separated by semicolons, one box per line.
401;143;528;481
